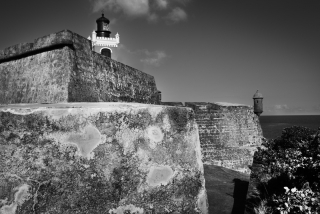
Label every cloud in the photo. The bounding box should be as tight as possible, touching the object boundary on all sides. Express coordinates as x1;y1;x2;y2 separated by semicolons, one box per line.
90;0;190;24
117;43;126;50
92;0;149;16
140;50;168;66
91;0;118;13
265;104;319;115
174;0;191;5
313;105;320;112
165;7;187;23
117;0;149;16
118;44;168;66
274;104;289;110
154;0;168;9
147;13;159;23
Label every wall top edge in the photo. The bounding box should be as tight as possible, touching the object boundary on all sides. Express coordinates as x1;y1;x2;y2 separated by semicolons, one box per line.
0;102;192;109
0;103;194;115
0;30;79;62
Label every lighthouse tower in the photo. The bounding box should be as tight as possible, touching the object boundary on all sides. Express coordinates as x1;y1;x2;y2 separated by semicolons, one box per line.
88;14;120;58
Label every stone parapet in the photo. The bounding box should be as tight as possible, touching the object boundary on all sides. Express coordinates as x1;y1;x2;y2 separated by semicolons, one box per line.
0;30;159;104
0;103;208;213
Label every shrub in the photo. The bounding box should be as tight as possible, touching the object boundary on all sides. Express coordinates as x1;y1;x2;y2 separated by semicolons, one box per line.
249;126;320;214
271;184;320;214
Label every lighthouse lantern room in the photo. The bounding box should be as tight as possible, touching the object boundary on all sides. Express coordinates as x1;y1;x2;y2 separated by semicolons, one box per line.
88;13;120;58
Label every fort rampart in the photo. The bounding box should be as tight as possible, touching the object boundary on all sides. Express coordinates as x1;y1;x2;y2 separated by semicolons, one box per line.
0;30;159;104
0;30;208;213
0;29;264;213
163;102;264;174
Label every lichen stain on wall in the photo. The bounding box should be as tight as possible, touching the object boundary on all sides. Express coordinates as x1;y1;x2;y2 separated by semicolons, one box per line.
116;127;141;154
48;109;72;120
148;106;163;120
14;184;30;206
109;204;144;214
66;124;102;159
0;184;30;214
0;203;17;214
161;114;171;132
186;129;204;172
146;165;174;187
146;126;164;149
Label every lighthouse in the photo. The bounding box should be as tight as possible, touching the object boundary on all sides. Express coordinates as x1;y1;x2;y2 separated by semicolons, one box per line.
88;14;120;58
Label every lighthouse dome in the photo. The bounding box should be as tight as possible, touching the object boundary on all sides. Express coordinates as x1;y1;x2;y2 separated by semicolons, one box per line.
96;13;110;24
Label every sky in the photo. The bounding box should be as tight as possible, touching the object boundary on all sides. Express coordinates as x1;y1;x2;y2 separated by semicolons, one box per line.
0;0;320;115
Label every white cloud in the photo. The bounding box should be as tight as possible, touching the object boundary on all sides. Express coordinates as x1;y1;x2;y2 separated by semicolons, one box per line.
118;0;149;16
92;0;149;16
110;18;117;25
154;0;168;9
174;0;191;5
92;0;117;13
266;104;320;115
274;104;289;110
118;44;168;66
147;13;159;23
313;105;320;111
90;0;190;24
165;7;187;23
117;43;126;50
140;50;167;66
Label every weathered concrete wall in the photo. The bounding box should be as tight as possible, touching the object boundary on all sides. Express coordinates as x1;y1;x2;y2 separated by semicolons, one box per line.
184;102;263;174
0;103;208;214
0;30;159;104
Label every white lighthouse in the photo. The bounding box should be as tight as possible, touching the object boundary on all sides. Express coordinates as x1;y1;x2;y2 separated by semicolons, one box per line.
88;14;120;58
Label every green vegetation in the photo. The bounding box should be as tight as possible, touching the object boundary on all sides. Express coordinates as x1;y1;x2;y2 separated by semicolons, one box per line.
248;126;320;214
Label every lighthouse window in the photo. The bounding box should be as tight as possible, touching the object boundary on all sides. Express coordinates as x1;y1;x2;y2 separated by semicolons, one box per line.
103;23;109;30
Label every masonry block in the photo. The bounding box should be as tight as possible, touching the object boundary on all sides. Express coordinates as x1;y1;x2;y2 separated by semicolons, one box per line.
0;103;208;214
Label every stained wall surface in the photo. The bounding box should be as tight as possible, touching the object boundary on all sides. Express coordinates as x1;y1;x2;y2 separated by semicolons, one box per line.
0;103;208;214
0;30;159;104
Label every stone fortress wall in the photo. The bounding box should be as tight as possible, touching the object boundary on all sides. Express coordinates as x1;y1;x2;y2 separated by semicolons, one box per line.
0;30;264;174
162;102;263;174
0;29;264;213
0;103;208;213
0;30;159;105
0;30;208;213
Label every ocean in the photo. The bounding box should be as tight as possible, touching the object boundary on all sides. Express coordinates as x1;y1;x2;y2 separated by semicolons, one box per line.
259;115;320;140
